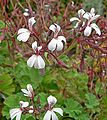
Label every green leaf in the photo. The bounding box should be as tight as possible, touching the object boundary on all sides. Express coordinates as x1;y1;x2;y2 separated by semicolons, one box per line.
2;106;10;119
4;93;27;108
64;98;83;118
22;114;35;120
2;93;29;119
0;73;15;95
85;93;99;109
34;92;47;107
0;20;5;29
14;60;43;89
64;98;90;120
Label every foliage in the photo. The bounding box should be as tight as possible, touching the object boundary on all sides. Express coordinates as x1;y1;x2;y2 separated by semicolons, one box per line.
0;73;15;95
64;98;90;120
83;0;104;15
85;93;99;109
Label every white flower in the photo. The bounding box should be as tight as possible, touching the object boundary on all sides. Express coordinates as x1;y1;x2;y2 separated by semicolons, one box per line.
17;28;31;42
25;9;29;12
83;8;101;36
47;95;57;107
48;23;66;51
17;17;36;42
29;106;34;113
21;84;34;98
83;8;100;22
23;12;29;16
28;17;36;29
19;101;29;107
48;36;66;51
27;41;45;69
70;9;85;28
10;101;29;120
10;108;22;120
23;8;29;16
49;23;61;33
43;95;63;120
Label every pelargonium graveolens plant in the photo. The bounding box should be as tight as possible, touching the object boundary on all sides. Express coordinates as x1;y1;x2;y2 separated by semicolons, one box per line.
0;0;107;120
10;84;63;120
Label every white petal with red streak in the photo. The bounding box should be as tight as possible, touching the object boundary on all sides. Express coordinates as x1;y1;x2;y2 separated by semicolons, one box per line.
84;26;92;36
91;23;101;35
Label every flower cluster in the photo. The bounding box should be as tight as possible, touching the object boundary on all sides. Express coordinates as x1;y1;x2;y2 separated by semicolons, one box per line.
10;84;34;120
27;41;45;69
44;95;63;120
70;8;101;36
9;84;63;120
16;7;102;71
48;23;66;51
17;16;66;69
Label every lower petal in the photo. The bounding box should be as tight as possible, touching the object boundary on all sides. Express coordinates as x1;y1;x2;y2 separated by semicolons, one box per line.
90;23;101;35
70;17;80;22
27;55;37;67
52;112;58;120
57;36;66;43
37;55;45;69
17;32;30;42
10;109;21;120
43;111;52;120
84;26;92;36
53;108;63;116
48;39;57;51
56;41;63;51
16;111;22;120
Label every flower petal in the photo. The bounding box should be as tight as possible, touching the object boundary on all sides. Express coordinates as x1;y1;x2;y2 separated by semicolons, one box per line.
23;94;29;96
23;12;29;16
17;30;30;42
33;56;39;68
56;41;63;51
16;111;22;120
10;108;21;120
27;84;33;93
83;12;92;20
84;26;92;36
29;106;33;113
74;21;80;28
25;9;29;12
32;41;37;51
57;36;66;43
82;21;85;27
54;23;61;32
70;17;80;22
21;89;28;95
90;8;95;16
37;46;42;51
28;17;36;27
20;101;29;108
48;38;57;51
52;112;58;120
78;9;85;18
18;28;29;34
49;23;61;33
90;23;101;35
90;15;100;21
47;95;57;106
43;110;52;120
37;55;45;69
53;108;63;116
49;24;56;32
27;55;37;67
